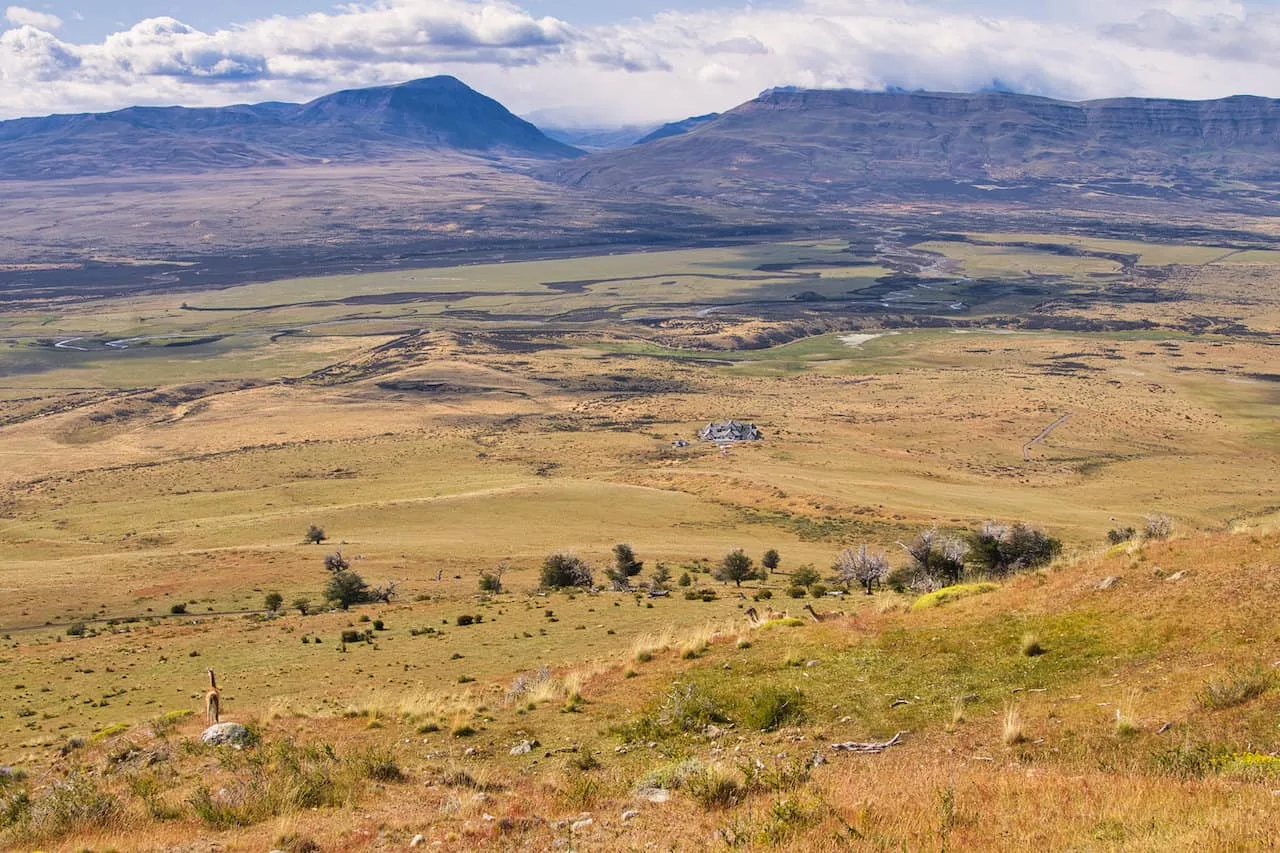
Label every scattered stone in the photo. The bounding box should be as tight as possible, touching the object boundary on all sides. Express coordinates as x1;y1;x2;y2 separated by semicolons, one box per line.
635;787;671;803
622;809;640;822
483;813;495;822
410;835;426;848
200;722;251;746
570;817;594;832
510;739;539;755
464;747;477;757
1166;570;1189;582
806;660;820;668
1095;576;1121;590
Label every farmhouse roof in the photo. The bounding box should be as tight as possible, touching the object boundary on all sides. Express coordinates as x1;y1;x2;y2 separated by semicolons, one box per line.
698;420;763;442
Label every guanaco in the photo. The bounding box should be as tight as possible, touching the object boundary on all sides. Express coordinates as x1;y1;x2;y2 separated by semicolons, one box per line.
205;668;221;724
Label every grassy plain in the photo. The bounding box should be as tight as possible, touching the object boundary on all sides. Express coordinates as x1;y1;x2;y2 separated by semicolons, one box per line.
1;231;1279;849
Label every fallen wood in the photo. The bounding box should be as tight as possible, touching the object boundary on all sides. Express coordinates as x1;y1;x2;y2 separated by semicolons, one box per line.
830;732;903;753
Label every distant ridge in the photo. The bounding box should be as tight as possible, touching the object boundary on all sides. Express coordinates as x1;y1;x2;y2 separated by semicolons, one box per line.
634;113;720;145
551;88;1280;210
0;76;583;180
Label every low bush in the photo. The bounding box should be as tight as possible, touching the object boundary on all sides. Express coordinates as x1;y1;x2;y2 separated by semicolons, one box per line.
742;685;806;732
911;583;999;611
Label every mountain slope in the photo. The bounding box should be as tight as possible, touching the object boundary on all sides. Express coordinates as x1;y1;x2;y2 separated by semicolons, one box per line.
550;89;1280;211
0;76;582;180
633;112;720;145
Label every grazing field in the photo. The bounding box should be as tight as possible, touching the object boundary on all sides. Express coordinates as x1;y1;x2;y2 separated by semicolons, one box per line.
1;230;1279;850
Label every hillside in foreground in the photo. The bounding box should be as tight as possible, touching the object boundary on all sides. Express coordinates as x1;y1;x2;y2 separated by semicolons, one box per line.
2;526;1277;850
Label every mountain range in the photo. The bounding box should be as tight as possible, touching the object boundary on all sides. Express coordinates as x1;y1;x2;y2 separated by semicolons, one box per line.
551;88;1280;212
0;76;580;180
4;76;1280;284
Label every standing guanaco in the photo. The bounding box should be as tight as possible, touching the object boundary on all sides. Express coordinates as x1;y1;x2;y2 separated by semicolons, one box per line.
205;669;221;724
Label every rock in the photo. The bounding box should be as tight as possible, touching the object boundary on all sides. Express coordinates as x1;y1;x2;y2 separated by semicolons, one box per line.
200;722;251;746
1095;576;1121;590
1166;570;1188;582
510;739;539;755
622;809;640;822
410;835;426;848
635;787;671;803
570;817;594;832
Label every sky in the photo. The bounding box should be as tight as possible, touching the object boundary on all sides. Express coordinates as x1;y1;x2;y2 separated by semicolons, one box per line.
3;0;1280;125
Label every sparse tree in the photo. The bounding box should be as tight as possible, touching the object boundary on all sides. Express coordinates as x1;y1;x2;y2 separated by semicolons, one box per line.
292;597;312;616
264;591;284;613
1107;526;1136;545
789;564;821;589
325;570;369;610
835;545;889;595
762;549;781;573
649;562;672;591
714;549;757;587
606;544;644;591
305;525;327;545
541;552;593;589
613;544;644;577
897;528;967;590
324;551;350;573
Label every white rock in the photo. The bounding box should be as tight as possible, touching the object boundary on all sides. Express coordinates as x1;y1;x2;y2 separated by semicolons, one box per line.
410;834;426;848
200;722;251;746
622;809;640;822
571;818;594;832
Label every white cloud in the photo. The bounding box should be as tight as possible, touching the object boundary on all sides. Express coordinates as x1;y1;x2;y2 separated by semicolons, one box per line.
4;5;62;31
1;0;1279;124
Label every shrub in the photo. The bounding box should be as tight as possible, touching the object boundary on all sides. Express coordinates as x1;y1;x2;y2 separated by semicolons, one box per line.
1002;704;1025;745
478;570;503;594
65;622;86;637
678;572;692;587
264;592;283;613
1144;515;1173;540
353;746;404;782
540;553;593;589
455;614;477;626
742;685;806;732
901;528;967;589
685;765;742;809
169;603;187;615
1107;526;1136;545
292;598;312;616
304;525;326;545
1020;632;1046;657
966;522;1062;578
1198;668;1273;711
339;630;363;643
786;586;806;599
372;619;384;631
808;583;828;598
756;589;773;600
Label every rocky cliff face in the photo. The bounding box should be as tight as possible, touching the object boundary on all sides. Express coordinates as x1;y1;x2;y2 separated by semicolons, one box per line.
551;89;1280;210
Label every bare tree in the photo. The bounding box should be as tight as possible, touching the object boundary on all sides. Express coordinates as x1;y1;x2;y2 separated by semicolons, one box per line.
479;562;507;593
370;580;400;604
835;545;889;595
324;551;350;573
1144;514;1173;540
898;528;967;589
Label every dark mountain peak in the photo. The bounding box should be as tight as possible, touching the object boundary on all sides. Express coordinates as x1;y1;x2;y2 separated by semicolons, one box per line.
0;76;581;179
